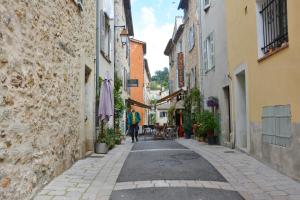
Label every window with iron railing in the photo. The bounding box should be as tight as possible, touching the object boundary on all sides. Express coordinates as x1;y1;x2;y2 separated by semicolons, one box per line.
259;0;288;55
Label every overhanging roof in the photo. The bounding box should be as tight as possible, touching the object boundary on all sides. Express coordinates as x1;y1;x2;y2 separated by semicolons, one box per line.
124;0;134;36
130;38;147;54
178;0;188;10
157;89;184;104
144;59;151;81
173;24;185;43
127;98;151;109
164;39;174;56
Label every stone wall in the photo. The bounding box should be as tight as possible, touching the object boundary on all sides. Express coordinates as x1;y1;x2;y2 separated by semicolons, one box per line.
114;0;130;134
0;0;96;199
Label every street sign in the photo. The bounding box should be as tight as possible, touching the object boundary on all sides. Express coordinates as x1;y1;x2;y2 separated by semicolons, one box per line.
127;79;139;87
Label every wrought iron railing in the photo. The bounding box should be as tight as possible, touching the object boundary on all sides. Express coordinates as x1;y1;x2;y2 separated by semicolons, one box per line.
260;0;288;54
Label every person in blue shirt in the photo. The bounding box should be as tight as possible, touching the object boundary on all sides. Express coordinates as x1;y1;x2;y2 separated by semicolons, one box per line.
127;107;141;143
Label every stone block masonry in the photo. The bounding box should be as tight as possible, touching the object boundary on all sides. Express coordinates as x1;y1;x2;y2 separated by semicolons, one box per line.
0;0;96;199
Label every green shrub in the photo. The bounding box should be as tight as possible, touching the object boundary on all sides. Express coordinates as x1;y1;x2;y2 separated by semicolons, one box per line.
195;111;218;136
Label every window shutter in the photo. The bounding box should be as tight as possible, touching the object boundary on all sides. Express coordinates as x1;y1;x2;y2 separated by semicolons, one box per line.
100;10;105;52
203;40;208;71
189;25;195;51
262;105;292;147
210;33;215;68
108;28;111;59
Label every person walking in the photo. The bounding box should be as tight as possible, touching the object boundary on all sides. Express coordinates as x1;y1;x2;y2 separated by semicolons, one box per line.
128;107;141;143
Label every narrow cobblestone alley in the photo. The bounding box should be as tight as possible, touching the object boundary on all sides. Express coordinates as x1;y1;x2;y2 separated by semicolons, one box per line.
35;138;300;200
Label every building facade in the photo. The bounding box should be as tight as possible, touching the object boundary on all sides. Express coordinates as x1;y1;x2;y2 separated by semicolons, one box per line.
143;59;151;125
114;0;134;134
0;0;100;199
178;0;201;90
165;16;185;94
198;0;232;147
225;0;300;180
129;38;148;126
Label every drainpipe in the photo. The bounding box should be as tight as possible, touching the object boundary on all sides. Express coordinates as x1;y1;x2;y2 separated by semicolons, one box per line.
95;0;100;148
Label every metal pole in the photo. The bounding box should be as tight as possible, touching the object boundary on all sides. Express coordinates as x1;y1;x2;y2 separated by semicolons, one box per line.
95;0;100;148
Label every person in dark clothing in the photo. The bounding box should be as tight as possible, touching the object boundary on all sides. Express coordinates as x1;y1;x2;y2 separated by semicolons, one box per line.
127;107;141;143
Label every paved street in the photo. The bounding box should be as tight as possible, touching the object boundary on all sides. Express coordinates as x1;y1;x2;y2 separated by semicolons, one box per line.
35;138;300;200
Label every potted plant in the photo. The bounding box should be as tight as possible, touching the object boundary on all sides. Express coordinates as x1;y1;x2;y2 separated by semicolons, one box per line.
197;111;218;145
95;127;108;154
183;113;192;139
106;128;116;150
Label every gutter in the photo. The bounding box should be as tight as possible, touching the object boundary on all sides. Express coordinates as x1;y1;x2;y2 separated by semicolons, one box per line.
95;0;100;148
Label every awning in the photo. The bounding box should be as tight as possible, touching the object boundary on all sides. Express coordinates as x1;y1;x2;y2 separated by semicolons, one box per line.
127;98;151;109
157;89;184;104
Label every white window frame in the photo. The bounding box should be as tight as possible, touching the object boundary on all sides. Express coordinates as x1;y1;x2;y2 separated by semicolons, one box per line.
188;25;195;52
177;40;183;53
203;0;211;11
100;11;112;62
203;32;215;72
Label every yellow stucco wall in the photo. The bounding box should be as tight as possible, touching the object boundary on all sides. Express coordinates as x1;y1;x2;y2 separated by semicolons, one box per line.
225;0;300;123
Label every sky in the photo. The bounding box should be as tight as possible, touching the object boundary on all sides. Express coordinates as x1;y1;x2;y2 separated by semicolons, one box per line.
131;0;182;75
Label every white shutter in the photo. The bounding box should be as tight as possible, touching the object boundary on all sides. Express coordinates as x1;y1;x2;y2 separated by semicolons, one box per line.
189;25;195;51
100;10;105;52
210;32;215;68
203;40;208;71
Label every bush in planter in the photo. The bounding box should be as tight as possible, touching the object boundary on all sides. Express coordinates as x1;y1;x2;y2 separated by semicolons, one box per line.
105;128;116;150
195;111;217;144
114;128;122;145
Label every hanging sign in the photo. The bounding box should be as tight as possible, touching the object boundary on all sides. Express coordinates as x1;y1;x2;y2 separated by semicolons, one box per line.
127;79;139;87
177;53;185;88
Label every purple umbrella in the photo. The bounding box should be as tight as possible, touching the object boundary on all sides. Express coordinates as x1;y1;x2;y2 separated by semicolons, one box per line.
98;71;114;121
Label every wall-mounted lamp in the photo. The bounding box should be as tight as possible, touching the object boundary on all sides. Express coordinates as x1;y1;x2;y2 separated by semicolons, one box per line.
120;28;129;46
115;25;129;46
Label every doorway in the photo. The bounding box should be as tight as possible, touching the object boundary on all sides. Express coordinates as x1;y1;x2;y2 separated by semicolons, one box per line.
223;86;231;143
235;70;248;150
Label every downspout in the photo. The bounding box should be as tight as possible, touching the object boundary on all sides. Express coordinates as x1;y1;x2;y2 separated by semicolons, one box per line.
95;0;100;148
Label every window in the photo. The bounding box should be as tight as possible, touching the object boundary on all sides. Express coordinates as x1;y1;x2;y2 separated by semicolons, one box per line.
188;25;195;51
128;79;138;87
262;105;292;147
160;112;167;118
203;0;210;11
100;11;112;61
203;32;215;71
258;0;288;55
177;40;183;53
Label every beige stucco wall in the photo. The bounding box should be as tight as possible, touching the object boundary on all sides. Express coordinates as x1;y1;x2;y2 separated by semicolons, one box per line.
225;0;300;180
0;0;96;199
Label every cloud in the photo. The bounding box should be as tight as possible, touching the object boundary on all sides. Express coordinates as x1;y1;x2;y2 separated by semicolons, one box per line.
135;7;173;75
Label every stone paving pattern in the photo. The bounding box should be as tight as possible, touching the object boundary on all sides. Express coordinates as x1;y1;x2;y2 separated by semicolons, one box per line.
111;187;244;200
34;138;300;200
177;139;300;200
34;141;133;200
